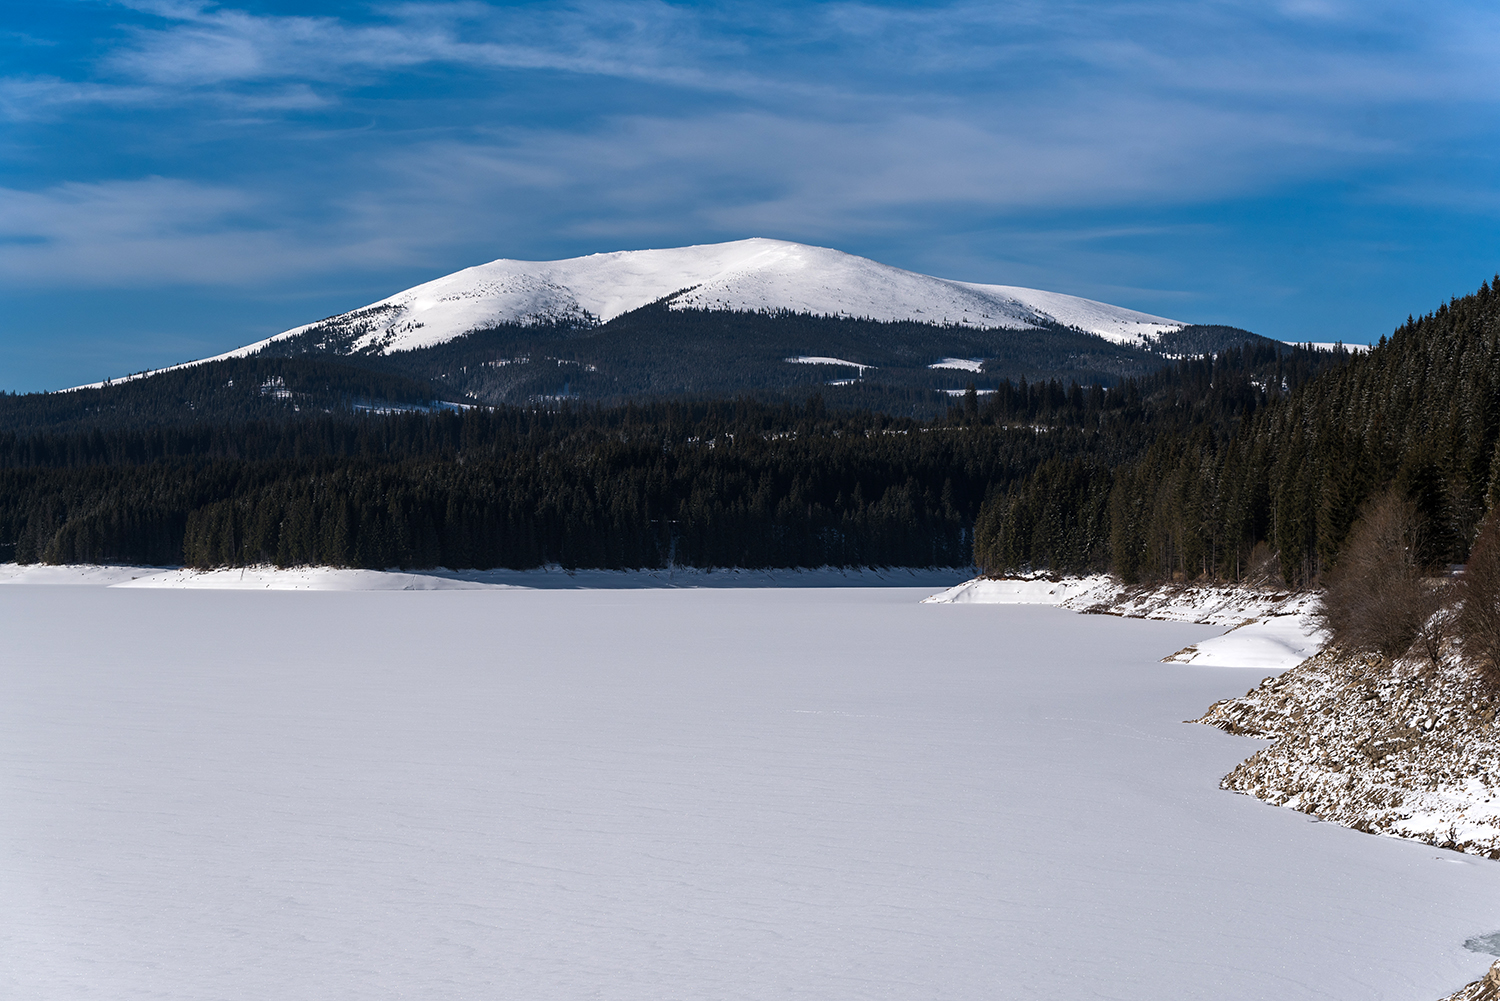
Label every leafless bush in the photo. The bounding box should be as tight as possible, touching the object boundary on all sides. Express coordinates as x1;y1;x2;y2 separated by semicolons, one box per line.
1457;510;1500;684
1321;490;1444;661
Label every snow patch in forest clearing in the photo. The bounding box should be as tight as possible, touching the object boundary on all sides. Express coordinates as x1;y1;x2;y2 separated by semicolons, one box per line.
785;356;874;373
928;358;985;372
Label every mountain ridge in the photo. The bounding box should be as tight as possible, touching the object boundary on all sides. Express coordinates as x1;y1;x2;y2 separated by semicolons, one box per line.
258;237;1188;353
78;238;1189;390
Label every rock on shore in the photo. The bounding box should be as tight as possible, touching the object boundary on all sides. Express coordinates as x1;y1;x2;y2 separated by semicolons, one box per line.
1438;960;1500;1001
1195;646;1500;857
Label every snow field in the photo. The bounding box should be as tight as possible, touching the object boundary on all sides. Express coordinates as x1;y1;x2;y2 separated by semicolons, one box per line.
2;586;1497;1000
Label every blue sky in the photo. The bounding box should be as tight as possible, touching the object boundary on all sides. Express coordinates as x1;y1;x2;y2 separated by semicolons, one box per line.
4;0;1500;391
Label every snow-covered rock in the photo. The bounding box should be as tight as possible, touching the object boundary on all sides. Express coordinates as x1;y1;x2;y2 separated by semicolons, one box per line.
1438;960;1500;1001
1197;646;1500;859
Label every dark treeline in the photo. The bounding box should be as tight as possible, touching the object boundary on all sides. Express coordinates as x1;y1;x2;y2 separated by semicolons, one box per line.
0;340;1352;572
978;277;1500;586
1;398;1100;570
973;339;1336;431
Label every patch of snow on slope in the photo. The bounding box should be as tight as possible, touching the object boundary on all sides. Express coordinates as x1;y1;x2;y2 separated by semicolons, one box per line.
928;358;985;372
785;356;874;373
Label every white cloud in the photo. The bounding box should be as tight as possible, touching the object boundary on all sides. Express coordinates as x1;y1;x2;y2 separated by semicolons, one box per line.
96;0;752;94
0;178;409;286
372;98;1388;240
5;0;1500;293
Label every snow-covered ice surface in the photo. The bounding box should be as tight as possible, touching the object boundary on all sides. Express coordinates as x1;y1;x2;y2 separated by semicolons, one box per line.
73;239;1185;386
927;576;1328;670
3;585;1498;1000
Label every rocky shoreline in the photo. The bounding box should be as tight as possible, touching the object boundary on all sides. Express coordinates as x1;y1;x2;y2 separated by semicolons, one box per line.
1438;960;1500;1001
1193;643;1500;1000
1195;645;1500;856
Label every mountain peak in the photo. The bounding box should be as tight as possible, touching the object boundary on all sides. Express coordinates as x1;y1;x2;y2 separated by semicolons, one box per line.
76;240;1188;389
248;238;1184;357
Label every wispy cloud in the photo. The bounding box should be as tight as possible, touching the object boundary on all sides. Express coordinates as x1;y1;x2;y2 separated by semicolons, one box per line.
5;0;1500;364
32;1;1494;114
97;0;756;93
0;178;410;285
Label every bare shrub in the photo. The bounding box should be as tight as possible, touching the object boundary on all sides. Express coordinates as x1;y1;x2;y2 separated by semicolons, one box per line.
1457;510;1500;684
1322;489;1443;660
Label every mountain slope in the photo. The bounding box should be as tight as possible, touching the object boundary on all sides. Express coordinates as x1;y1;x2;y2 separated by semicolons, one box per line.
62;239;1269;416
196;238;1187;366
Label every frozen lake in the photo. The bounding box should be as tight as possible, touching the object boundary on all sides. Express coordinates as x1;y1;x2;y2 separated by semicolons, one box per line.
3;584;1499;1000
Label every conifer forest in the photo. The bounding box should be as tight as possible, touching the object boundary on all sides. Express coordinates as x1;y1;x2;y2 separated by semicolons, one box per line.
5;277;1497;581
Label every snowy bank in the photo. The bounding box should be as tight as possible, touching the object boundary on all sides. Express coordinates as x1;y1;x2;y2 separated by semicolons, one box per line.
919;574;1116;607
0;563;972;591
925;575;1327;670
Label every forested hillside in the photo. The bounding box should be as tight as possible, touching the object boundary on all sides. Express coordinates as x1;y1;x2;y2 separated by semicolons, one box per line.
2;302;1282;435
978;277;1500;585
348;306;1273;411
0;401;1042;569
0;341;1341;571
0;357;443;436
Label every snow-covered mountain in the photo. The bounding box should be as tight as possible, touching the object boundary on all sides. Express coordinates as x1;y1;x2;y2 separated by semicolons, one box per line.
217;238;1184;361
